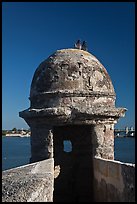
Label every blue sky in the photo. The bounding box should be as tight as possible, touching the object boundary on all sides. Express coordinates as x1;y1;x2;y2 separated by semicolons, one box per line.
2;2;135;130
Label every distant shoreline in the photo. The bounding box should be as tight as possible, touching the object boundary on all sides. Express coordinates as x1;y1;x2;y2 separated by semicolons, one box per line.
114;136;135;138
2;135;134;138
5;134;30;137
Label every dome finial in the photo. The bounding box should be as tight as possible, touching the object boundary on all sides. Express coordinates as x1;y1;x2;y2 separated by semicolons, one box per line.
74;39;82;49
82;41;88;51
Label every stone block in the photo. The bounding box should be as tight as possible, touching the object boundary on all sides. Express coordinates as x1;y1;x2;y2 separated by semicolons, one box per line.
108;161;120;179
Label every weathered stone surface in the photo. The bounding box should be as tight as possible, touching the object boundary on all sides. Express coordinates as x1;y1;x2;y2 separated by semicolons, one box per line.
20;49;126;127
91;124;114;159
30;49;115;97
2;159;54;202
93;157;135;202
29;126;53;163
30;51;115;110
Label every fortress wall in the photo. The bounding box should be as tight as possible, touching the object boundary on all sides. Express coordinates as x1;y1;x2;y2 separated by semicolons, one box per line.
93;157;135;202
2;157;135;202
2;158;54;202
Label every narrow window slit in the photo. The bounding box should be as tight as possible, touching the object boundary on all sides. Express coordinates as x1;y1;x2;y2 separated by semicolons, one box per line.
63;140;72;152
88;76;91;86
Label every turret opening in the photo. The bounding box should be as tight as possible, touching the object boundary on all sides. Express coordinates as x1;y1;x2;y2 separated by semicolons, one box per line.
53;125;94;202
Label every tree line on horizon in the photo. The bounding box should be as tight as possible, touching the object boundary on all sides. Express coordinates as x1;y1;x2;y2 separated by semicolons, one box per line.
2;128;30;136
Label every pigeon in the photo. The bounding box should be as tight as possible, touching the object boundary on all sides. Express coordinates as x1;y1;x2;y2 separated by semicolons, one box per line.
74;40;82;49
82;41;88;51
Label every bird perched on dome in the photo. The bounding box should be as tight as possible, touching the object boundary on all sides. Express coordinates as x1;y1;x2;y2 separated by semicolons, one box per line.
74;40;82;49
82;41;88;51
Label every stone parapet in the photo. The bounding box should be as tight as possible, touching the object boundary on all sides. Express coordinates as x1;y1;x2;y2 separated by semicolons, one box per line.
2;159;54;202
93;157;135;202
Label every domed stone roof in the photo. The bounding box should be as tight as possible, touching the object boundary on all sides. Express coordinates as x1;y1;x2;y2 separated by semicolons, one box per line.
20;48;126;125
30;49;115;98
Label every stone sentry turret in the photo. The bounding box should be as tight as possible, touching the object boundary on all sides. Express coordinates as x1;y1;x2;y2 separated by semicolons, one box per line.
19;43;127;201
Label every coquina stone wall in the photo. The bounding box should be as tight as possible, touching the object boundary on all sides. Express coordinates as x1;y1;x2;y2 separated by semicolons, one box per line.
2;157;135;202
2;159;54;202
93;157;135;202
